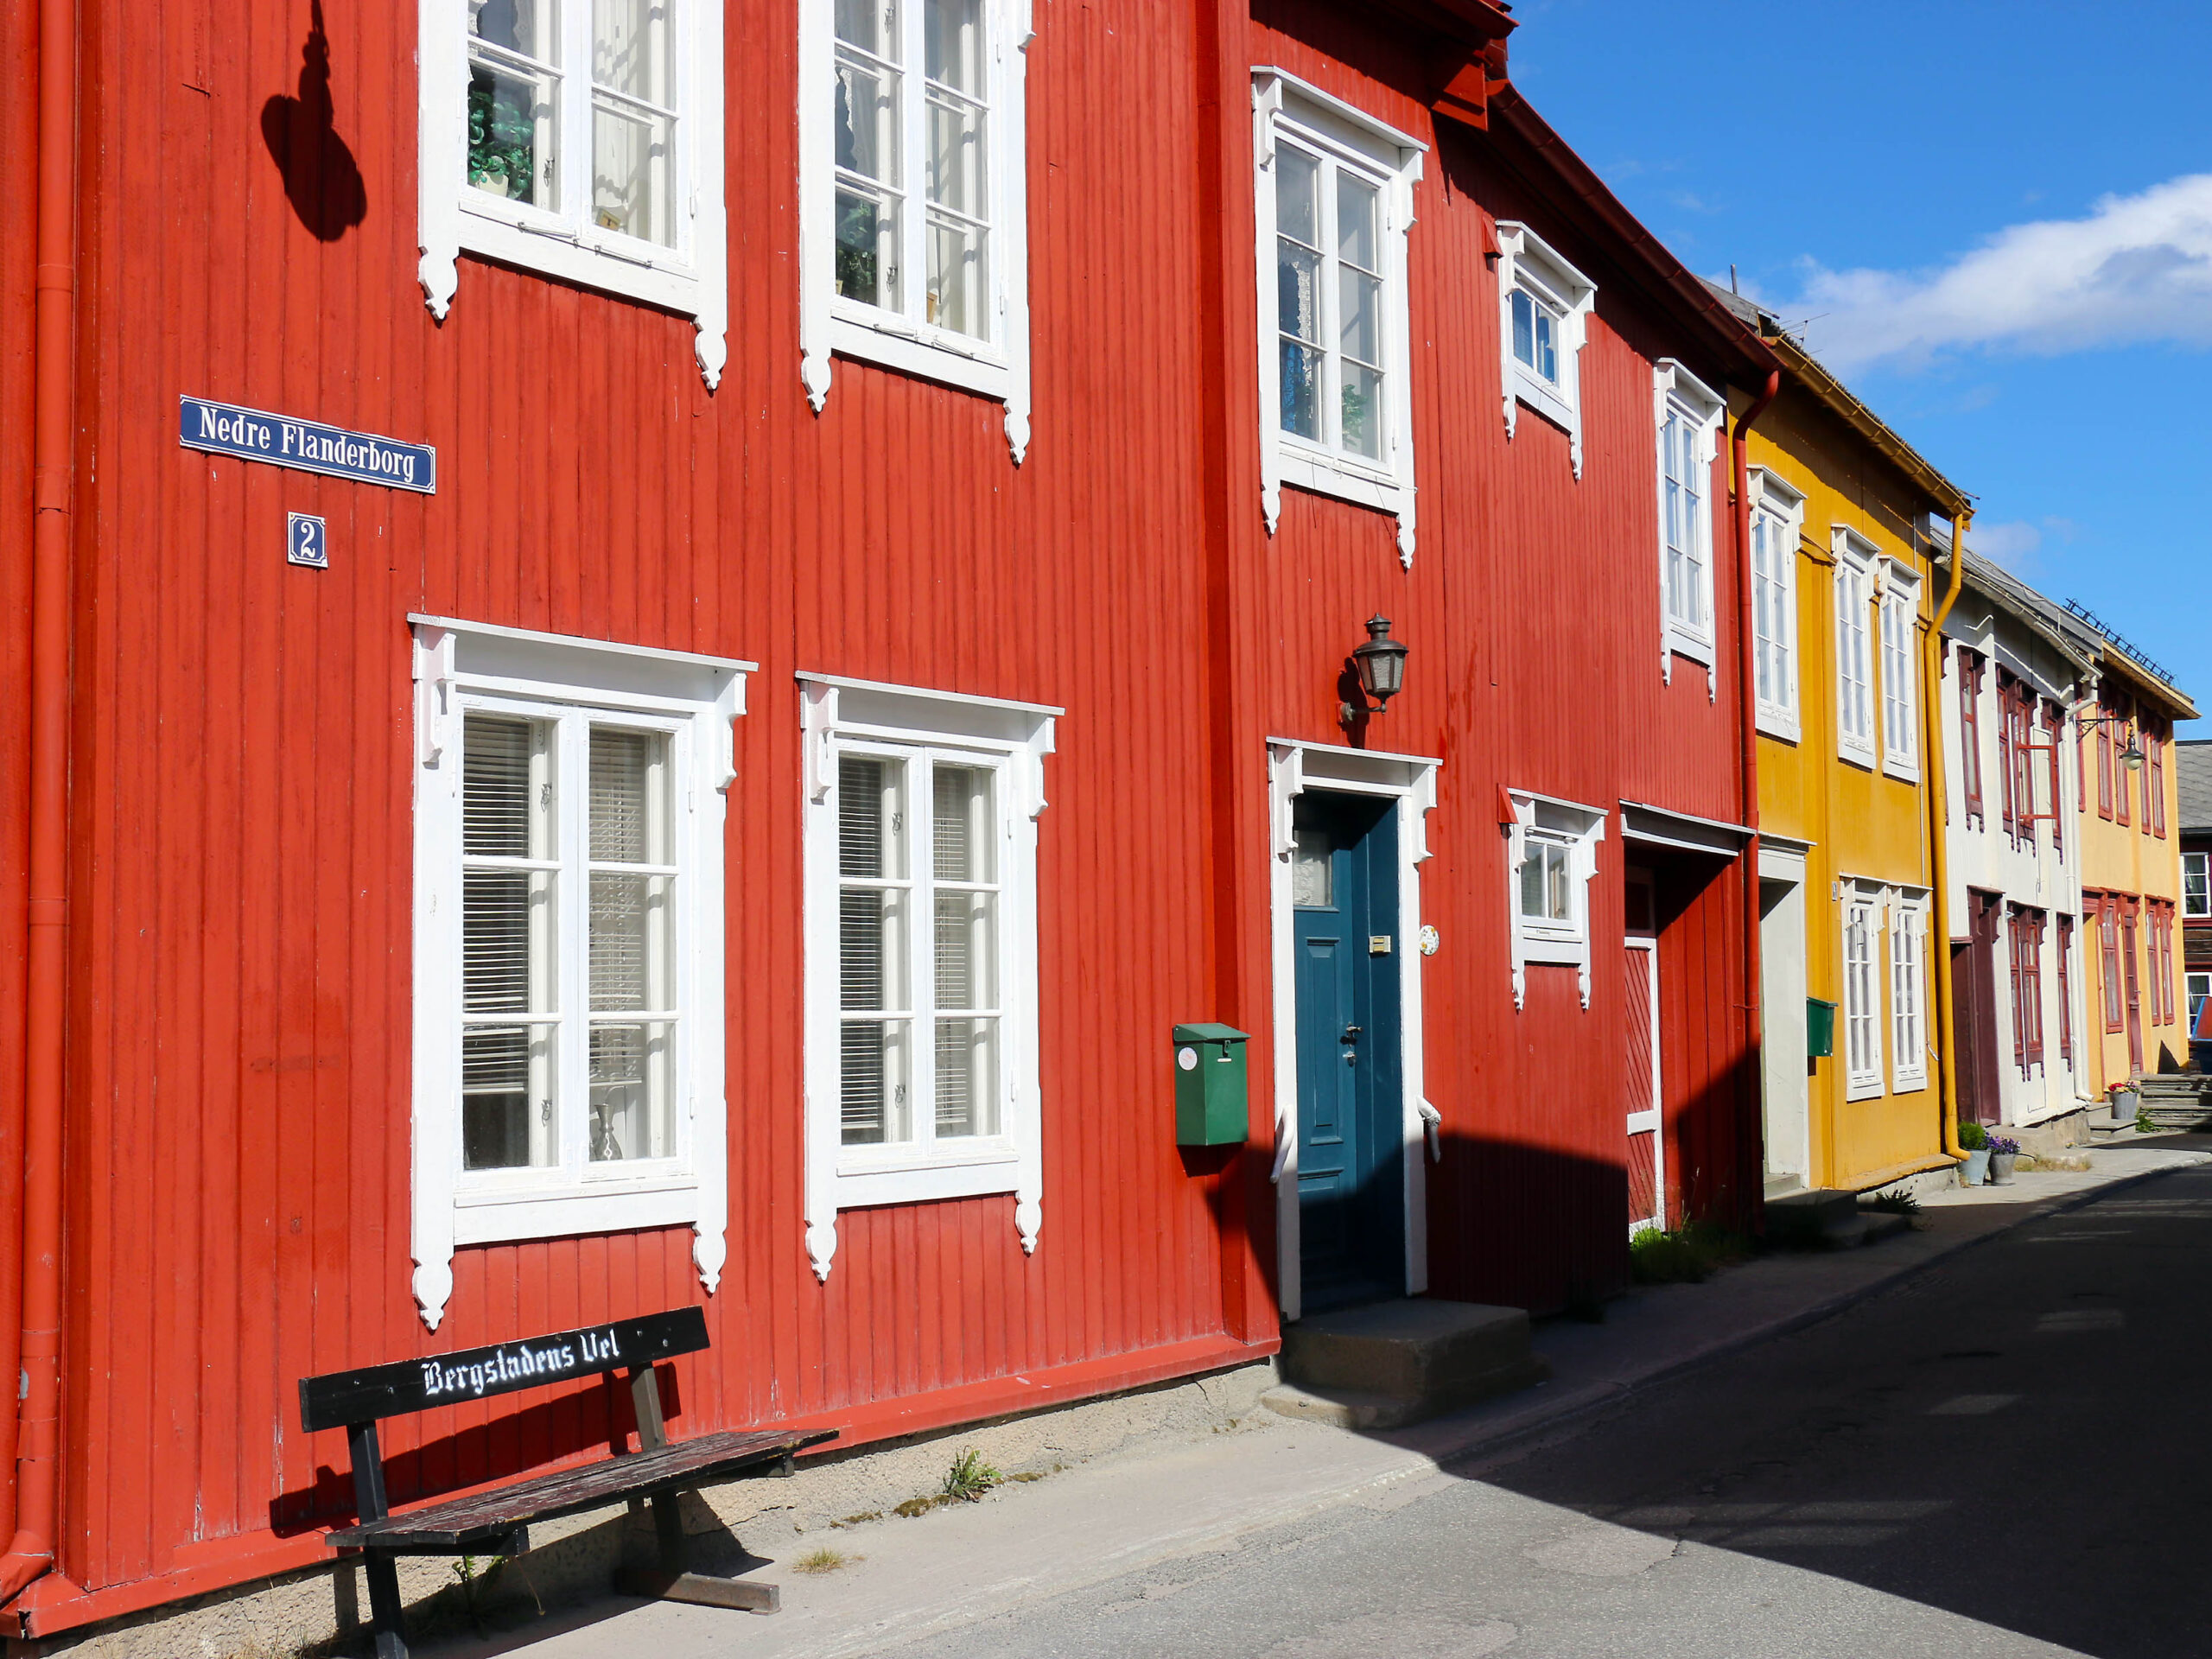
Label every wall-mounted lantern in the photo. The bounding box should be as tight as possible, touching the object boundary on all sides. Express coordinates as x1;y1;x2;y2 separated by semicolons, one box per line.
2080;714;2145;771
1341;615;1408;726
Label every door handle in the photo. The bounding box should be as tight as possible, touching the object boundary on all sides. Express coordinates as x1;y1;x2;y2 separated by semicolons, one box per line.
1344;1049;1357;1065
1341;1026;1362;1040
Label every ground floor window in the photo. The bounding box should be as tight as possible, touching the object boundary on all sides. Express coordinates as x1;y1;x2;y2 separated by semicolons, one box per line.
798;674;1056;1281
1842;887;1883;1098
2009;906;2046;1078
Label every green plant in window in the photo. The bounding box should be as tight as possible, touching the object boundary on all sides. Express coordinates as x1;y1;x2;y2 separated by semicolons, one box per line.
1340;384;1372;452
467;71;537;200
835;198;880;303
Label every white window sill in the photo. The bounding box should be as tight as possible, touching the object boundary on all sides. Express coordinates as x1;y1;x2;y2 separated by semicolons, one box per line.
1839;741;1877;772
1276;440;1407;516
1665;626;1714;669
1845;1074;1885;1103
830;309;1013;402
450;1181;702;1248
833;1153;1024;1211
1512;373;1574;437
1890;1073;1929;1095
1518;931;1587;964
1756;706;1801;743
1882;754;1922;785
457;204;703;316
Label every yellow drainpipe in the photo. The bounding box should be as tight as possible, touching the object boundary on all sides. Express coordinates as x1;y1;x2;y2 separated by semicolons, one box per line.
1927;511;1971;1160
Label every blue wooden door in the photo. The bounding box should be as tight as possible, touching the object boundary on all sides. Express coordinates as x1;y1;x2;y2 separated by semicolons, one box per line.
1292;791;1402;1311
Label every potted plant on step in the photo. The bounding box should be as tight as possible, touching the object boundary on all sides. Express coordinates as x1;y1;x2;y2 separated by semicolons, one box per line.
1986;1131;2021;1185
1957;1121;1990;1186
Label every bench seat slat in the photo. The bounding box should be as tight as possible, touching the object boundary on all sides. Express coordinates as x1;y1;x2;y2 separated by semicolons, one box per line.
327;1429;836;1551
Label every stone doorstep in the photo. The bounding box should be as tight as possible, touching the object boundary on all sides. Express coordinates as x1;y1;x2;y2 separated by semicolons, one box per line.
1265;1300;1549;1431
1766;1189;1911;1249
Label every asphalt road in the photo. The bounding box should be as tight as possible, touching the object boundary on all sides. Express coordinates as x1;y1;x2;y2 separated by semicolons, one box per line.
901;1163;2212;1659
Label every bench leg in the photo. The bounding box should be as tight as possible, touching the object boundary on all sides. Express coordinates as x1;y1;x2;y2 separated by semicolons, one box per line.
651;1492;687;1573
363;1551;409;1659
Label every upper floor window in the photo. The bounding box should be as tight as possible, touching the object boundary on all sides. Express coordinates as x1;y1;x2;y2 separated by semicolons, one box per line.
2041;699;2065;861
2185;851;2209;918
2111;697;2134;826
1654;360;1726;693
408;616;747;1329
2145;722;2168;836
1878;563;1921;781
1749;469;1804;740
1956;646;1986;829
416;0;729;383
1253;70;1423;563
1496;222;1597;479
799;0;1034;459
798;674;1055;1280
1834;531;1877;767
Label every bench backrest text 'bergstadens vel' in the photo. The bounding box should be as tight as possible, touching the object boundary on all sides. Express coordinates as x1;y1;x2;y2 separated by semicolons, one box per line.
299;1307;711;1433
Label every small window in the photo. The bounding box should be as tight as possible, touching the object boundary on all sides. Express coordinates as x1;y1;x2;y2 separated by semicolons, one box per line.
2100;899;2124;1033
1889;899;1929;1092
800;673;1056;1279
416;0;728;381
1879;565;1921;781
1654;360;1726;689
1504;791;1606;1012
1254;70;1425;562
1496;221;1598;478
1749;470;1803;739
1834;534;1877;767
2057;913;2075;1065
2147;725;2168;837
2188;970;2209;1033
2184;851;2209;919
1841;888;1884;1099
409;617;747;1331
799;0;1034;456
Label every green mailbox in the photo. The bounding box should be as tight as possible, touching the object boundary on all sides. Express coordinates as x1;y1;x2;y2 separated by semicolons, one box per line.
1173;1023;1249;1147
1806;996;1837;1059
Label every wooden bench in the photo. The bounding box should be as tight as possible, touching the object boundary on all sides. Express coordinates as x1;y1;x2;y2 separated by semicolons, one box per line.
300;1307;836;1659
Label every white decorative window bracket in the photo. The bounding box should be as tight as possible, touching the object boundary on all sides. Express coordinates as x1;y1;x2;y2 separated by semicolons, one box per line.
1505;790;1607;1011
799;674;1058;1282
415;0;730;386
1267;737;1440;1321
798;0;1035;463
407;615;750;1330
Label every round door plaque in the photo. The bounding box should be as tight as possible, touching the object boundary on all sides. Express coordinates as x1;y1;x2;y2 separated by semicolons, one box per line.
1177;1046;1199;1071
1418;925;1440;957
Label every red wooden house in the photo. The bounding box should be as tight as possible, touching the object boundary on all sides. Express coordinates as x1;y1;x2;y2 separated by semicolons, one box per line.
0;0;1780;1637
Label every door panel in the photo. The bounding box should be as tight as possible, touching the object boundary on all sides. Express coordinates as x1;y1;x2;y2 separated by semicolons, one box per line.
1956;892;2003;1125
1624;938;1662;1233
1293;791;1402;1312
2124;915;2144;1075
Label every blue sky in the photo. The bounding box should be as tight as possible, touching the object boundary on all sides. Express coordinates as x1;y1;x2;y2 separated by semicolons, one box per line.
1511;0;2211;730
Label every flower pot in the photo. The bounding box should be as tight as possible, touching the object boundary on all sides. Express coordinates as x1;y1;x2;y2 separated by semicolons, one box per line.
1989;1151;2018;1185
1961;1148;1991;1186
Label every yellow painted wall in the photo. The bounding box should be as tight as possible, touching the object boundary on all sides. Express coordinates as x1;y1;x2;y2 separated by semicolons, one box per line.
2076;665;2191;1089
1742;389;1947;1191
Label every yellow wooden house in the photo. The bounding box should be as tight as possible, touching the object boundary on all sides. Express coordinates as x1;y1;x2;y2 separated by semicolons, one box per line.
1711;288;1969;1195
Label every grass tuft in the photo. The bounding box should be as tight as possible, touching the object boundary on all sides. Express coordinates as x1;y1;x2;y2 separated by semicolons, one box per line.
941;1448;1004;1503
1630;1220;1749;1285
793;1546;855;1575
1861;1186;1922;1216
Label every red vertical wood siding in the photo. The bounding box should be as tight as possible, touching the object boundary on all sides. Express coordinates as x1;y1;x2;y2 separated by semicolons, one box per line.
28;0;1761;1615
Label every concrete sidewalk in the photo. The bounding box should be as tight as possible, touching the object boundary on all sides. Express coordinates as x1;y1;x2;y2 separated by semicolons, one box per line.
428;1140;2210;1659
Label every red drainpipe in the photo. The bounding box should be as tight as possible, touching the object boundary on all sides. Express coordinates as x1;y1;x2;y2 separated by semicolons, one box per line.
1732;371;1780;1224
1;0;79;1606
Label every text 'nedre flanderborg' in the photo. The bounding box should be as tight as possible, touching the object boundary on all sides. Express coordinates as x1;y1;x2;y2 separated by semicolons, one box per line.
193;402;425;488
422;1327;624;1399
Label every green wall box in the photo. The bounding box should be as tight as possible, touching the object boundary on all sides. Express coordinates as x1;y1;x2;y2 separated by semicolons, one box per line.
1173;1023;1249;1147
1806;996;1837;1059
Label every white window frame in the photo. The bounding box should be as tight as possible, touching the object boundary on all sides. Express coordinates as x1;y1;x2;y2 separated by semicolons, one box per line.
798;0;1035;462
2188;969;2210;1031
1888;892;1929;1093
1504;790;1607;1011
798;673;1056;1281
1253;68;1425;567
2183;850;2209;919
409;616;748;1331
1495;221;1596;480
1653;359;1726;696
1834;529;1878;769
1748;467;1804;741
1840;880;1886;1100
416;0;729;386
1879;561;1923;783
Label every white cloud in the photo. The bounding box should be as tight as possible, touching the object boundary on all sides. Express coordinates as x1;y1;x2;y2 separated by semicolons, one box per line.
1969;520;2043;567
1775;174;2212;372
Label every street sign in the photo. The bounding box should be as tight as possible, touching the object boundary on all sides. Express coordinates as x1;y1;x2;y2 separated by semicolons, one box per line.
287;512;327;569
180;395;435;493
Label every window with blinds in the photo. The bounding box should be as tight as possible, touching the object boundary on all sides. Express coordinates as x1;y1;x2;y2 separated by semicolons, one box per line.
458;709;679;1177
835;747;1004;1152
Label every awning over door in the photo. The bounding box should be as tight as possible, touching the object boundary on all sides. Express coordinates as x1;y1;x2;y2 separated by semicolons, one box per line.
1618;799;1754;859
